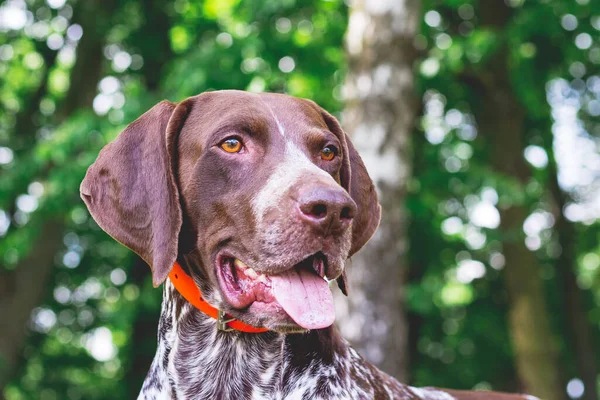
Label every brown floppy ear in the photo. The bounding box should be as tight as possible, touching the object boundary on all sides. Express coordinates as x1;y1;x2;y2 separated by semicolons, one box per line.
80;100;189;287
319;109;382;295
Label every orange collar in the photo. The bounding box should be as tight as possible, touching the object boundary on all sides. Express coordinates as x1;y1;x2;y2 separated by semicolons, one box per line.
169;261;269;333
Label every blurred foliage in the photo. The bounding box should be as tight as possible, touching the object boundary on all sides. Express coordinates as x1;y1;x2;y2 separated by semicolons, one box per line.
410;0;600;393
1;0;600;398
1;0;346;398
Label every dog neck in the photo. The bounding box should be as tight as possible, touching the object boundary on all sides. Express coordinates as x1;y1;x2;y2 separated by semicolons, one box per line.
138;280;421;399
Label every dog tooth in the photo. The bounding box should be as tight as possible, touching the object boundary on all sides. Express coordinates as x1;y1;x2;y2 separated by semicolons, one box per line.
234;259;248;270
244;268;259;279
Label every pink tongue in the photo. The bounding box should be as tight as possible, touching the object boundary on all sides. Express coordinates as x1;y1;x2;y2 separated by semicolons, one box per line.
270;267;335;329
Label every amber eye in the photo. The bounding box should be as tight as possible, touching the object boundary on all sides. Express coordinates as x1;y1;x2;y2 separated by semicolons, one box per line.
320;146;336;161
220;138;242;153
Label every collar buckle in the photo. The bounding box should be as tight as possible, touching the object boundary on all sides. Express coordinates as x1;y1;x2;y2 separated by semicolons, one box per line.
169;262;269;333
217;309;236;332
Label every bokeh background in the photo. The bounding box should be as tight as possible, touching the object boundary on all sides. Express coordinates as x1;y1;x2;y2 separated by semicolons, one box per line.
1;0;599;399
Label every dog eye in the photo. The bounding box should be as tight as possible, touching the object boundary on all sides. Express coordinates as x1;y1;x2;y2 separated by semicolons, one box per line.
220;138;243;153
320;146;337;161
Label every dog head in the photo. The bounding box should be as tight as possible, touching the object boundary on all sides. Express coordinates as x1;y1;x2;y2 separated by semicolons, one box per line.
81;91;380;333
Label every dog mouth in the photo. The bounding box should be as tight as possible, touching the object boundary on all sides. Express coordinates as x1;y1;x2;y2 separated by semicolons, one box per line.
216;253;335;330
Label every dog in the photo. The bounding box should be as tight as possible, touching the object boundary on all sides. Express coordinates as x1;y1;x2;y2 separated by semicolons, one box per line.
81;91;536;399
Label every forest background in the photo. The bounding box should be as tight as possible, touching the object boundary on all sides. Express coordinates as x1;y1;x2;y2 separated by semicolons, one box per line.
1;0;600;399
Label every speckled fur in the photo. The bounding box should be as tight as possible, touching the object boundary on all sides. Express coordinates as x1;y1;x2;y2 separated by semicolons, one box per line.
138;282;536;400
80;91;536;400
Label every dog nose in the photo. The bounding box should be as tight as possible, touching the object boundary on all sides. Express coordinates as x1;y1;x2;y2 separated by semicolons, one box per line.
297;187;356;234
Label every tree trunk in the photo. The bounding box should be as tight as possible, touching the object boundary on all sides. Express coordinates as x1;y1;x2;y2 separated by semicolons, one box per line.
475;84;563;400
335;0;421;381
0;0;117;390
0;0;176;391
547;151;598;400
0;221;64;391
470;3;562;397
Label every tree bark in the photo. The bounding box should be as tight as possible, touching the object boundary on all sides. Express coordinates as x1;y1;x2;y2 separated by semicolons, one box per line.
335;0;421;381
470;3;562;397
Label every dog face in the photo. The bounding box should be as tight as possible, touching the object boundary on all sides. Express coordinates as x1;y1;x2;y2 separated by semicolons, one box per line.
81;90;380;333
